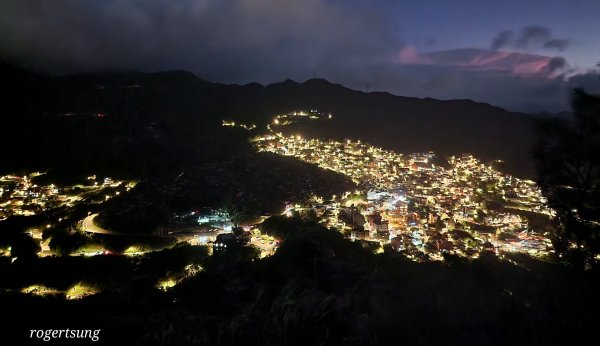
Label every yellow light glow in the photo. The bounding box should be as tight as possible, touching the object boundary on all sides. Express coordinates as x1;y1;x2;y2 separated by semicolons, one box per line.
156;279;177;291
66;283;99;300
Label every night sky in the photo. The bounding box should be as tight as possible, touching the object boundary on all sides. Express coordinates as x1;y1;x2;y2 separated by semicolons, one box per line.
1;0;598;112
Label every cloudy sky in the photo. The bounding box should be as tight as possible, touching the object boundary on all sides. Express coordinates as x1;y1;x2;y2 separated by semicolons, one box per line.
1;0;599;112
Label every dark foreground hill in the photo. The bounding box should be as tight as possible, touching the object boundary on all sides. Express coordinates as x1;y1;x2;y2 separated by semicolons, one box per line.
2;217;598;346
1;63;547;179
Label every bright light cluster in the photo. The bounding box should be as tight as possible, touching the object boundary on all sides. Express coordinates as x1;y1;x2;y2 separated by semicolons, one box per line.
254;133;555;259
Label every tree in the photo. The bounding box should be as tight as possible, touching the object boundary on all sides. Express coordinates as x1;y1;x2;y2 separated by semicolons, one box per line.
300;208;319;222
10;233;41;258
534;88;600;269
48;230;90;256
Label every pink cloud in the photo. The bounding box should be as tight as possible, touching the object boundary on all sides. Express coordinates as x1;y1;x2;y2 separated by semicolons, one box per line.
394;47;566;78
395;45;432;64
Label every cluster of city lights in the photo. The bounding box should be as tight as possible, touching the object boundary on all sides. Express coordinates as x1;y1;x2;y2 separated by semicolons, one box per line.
253;133;554;259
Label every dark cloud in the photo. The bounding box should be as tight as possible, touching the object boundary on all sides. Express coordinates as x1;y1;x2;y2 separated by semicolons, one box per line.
0;0;400;82
491;31;514;50
543;39;570;51
547;56;567;72
567;71;600;93
516;26;551;48
490;25;571;52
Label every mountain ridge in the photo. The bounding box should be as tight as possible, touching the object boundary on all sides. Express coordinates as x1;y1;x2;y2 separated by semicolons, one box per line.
0;63;553;178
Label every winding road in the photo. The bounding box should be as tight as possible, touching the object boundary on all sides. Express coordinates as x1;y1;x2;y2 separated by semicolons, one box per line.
80;213;119;235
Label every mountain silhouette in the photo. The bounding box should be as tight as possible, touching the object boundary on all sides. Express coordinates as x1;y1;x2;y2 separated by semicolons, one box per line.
1;63;553;178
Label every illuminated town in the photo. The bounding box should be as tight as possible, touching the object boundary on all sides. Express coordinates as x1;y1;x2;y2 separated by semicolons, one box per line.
0;173;135;259
0;173;133;221
0;112;557;267
253;129;554;260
